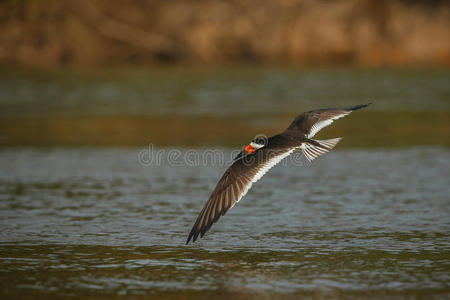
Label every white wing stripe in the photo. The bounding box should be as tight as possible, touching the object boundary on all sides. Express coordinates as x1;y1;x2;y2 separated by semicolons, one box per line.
233;149;296;206
307;112;350;138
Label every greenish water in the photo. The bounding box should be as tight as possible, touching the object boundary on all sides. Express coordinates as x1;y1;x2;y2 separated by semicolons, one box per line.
0;67;449;147
0;147;449;299
0;67;449;117
0;67;449;298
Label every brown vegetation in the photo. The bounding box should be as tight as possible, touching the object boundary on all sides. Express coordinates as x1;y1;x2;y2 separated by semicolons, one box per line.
0;0;449;68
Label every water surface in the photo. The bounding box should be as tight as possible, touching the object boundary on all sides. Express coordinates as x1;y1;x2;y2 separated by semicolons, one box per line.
1;68;449;147
1;68;449;117
0;147;449;299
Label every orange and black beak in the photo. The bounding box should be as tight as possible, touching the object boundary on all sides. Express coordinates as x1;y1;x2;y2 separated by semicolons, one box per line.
244;144;255;154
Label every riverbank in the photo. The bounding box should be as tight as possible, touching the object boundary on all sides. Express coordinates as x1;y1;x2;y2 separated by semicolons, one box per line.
0;0;449;68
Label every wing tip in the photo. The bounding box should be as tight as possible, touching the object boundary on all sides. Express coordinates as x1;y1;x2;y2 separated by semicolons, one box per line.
186;220;202;244
186;214;215;245
348;103;371;111
186;232;193;244
186;230;199;244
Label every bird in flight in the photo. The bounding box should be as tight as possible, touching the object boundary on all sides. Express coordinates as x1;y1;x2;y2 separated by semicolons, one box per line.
186;104;370;244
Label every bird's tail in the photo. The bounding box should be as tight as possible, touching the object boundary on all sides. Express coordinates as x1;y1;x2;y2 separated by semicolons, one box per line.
302;138;341;162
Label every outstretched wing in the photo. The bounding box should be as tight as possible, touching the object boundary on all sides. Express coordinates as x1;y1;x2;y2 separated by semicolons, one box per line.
286;103;370;138
186;146;296;244
232;149;249;161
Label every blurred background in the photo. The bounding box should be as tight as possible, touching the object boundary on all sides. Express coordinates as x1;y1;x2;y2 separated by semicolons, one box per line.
0;0;449;147
0;1;449;299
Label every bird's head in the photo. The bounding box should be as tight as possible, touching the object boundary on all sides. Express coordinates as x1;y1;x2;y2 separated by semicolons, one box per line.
244;135;268;154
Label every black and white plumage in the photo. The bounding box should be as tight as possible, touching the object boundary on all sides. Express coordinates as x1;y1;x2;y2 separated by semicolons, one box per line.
186;103;370;244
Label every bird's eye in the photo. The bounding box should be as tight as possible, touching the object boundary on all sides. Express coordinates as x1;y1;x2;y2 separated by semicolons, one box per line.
254;136;267;146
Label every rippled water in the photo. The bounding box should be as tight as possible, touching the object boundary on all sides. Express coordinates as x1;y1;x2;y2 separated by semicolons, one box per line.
0;147;449;299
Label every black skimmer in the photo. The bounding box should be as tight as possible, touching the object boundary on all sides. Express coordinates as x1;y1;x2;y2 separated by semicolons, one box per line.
186;103;370;244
